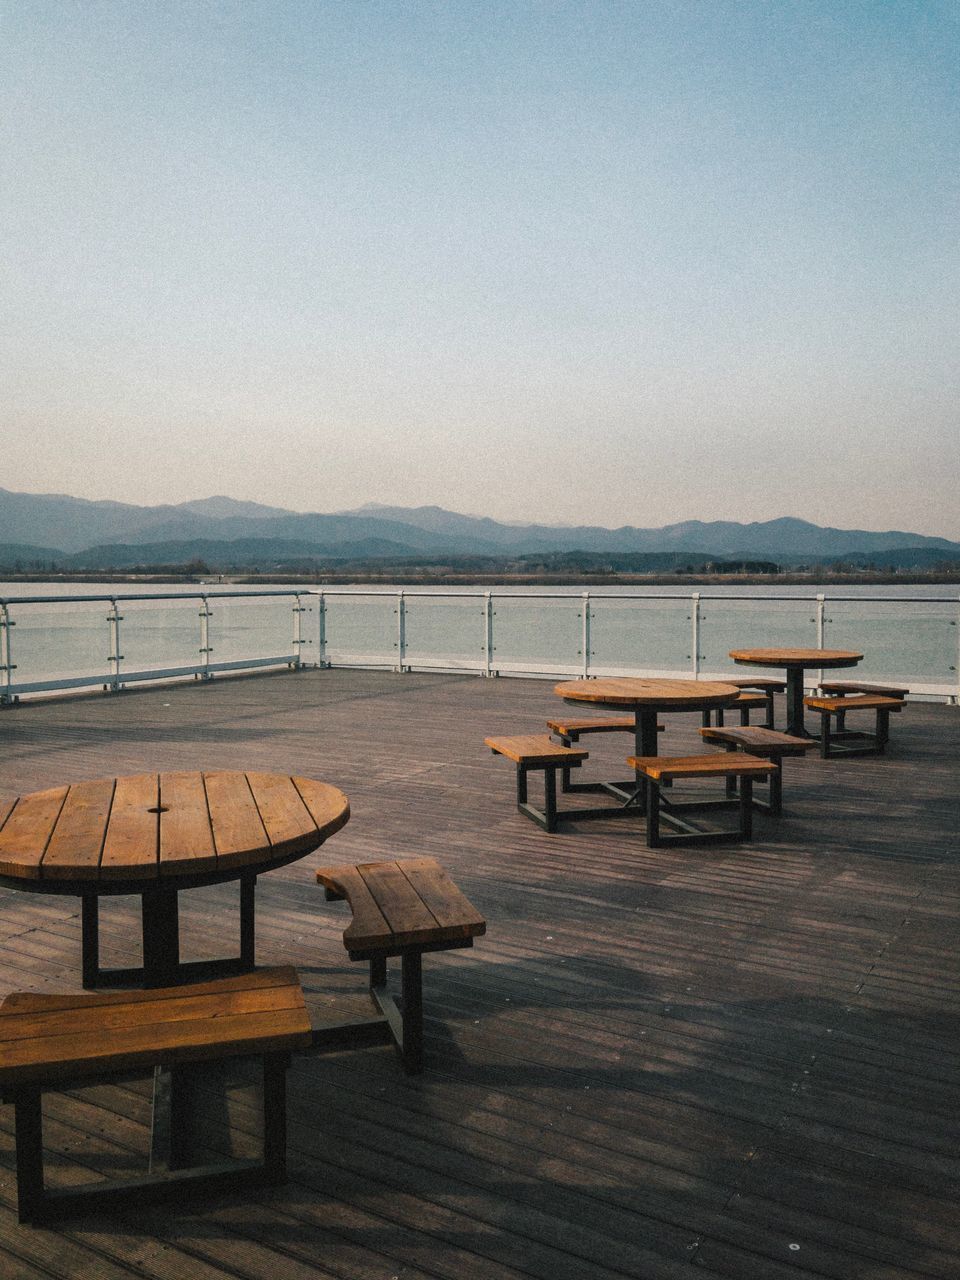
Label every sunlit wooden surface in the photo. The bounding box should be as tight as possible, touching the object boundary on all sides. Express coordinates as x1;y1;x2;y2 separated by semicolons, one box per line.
0;667;957;1279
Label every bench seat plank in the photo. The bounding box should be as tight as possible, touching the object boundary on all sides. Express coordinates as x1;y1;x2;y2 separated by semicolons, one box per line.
484;734;588;765
0;966;311;1087
627;754;777;783
725;677;786;692
398;858;486;939
546;717;636;736
817;682;909;698
699;726;817;755
804;695;903;713
358;861;444;945
316;864;393;951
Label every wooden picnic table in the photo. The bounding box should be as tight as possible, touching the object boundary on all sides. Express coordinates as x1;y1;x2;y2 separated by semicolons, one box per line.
0;771;350;988
729;647;863;737
553;677;741;816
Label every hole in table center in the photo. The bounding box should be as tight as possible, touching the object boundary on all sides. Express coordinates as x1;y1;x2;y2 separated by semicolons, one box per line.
147;805;170;814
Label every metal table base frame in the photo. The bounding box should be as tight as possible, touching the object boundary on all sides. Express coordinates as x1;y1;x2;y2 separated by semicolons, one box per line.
6;1050;291;1225
81;874;257;989
646;778;757;848
817;710;892;758
516;761;649;832
311;938;475;1074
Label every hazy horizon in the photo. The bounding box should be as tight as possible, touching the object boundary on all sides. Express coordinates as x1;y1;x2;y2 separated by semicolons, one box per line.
3;4;958;537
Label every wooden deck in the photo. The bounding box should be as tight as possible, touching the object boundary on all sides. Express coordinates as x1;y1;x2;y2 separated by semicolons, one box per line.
0;667;957;1279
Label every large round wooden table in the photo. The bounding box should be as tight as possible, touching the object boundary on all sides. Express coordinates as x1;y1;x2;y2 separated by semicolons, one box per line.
0;771;350;988
554;678;741;815
729;648;863;737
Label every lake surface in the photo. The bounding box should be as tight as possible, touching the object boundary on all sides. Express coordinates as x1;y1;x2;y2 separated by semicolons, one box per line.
1;580;957;697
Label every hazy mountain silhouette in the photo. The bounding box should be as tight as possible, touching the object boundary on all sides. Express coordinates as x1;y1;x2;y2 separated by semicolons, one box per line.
0;487;957;565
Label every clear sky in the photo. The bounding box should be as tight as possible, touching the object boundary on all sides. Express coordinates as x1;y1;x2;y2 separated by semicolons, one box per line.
2;1;958;536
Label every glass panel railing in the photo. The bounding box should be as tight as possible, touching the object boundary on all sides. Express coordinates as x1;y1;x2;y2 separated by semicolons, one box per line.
487;597;582;674
321;594;398;666
403;596;484;671
208;596;298;667
119;598;204;674
588;596;691;676
699;598;818;681
4;598;111;689
823;599;956;692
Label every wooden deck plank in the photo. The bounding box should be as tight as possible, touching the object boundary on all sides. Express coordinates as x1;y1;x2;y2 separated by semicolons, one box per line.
0;667;955;1279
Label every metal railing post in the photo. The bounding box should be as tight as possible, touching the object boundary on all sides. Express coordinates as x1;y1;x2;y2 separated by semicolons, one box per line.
199;596;212;680
107;599;123;693
691;592;701;678
815;593;825;691
483;592;495;677
395;590;407;673
0;603;14;703
292;594;306;670
317;592;328;668
581;592;591;678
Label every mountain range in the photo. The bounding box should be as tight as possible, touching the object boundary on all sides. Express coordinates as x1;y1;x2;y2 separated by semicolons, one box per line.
0;487;958;570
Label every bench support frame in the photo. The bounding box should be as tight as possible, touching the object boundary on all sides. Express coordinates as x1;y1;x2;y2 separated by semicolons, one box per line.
817;708;892;758
646;779;756;848
6;1050;291;1225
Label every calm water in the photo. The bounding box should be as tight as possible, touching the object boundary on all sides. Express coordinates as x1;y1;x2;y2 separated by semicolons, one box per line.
1;581;957;696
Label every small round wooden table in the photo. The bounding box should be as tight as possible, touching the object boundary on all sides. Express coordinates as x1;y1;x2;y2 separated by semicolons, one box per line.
554;678;741;816
729;648;863;737
0;770;350;988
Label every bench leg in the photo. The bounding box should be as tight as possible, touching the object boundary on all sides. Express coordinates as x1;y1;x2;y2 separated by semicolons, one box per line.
820;711;832;758
262;1052;289;1181
764;692;775;729
767;764;783;817
739;778;754;839
13;1089;44;1224
646;782;662;848
401;951;424;1074
876;709;890;751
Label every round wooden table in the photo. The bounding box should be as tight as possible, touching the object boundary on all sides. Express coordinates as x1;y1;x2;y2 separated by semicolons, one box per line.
554;678;741;814
0;770;350;988
729;648;863;737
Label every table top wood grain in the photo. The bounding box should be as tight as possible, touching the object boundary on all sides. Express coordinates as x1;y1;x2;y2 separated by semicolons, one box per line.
554;677;740;712
729;648;863;668
0;771;350;887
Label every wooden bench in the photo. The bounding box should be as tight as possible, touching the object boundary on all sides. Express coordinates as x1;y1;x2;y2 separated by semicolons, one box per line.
0;967;311;1224
546;717;663;793
626;754;776;847
699;725;817;814
485;734;589;832
818;681;909;699
803;694;903;758
701;690;771;730
315;858;485;1074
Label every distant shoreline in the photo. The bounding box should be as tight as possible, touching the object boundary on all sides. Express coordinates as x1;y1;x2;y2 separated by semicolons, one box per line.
3;570;958;589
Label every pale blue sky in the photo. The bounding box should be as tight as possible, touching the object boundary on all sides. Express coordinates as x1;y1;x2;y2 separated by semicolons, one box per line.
2;2;958;536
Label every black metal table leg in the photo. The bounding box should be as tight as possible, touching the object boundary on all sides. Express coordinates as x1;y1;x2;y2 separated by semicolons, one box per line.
784;669;808;737
142;887;180;987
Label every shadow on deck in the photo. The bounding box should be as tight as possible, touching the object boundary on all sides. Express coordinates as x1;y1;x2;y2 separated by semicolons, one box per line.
0;667;958;1279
